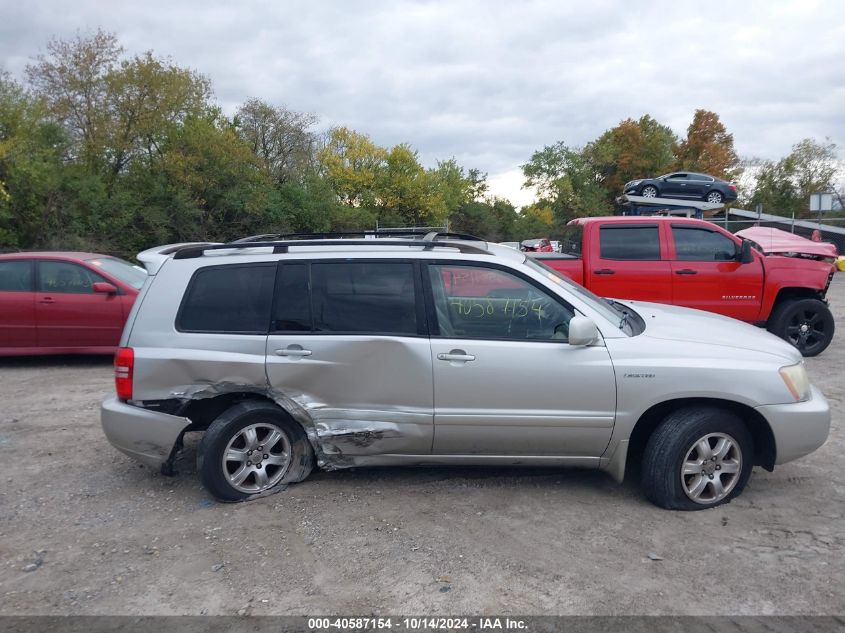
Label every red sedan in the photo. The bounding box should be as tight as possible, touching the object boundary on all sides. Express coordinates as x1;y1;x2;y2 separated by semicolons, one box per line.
0;252;146;356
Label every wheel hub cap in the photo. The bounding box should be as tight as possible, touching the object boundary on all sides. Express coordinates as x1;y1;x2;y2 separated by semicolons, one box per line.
248;449;263;467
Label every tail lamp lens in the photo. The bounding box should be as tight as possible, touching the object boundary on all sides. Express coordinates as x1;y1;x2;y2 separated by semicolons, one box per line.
115;347;134;400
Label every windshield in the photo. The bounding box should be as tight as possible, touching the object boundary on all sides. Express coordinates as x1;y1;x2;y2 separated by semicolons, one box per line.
86;256;147;289
524;256;633;334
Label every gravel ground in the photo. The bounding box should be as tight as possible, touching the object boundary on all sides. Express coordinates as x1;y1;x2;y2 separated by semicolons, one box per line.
1;278;843;616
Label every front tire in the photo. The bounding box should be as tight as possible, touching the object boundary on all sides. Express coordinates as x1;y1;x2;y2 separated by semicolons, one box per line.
198;401;314;501
642;407;754;510
767;298;834;357
641;185;659;198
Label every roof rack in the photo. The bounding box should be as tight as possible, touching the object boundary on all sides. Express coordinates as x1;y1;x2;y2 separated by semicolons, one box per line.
230;230;485;243
172;231;490;259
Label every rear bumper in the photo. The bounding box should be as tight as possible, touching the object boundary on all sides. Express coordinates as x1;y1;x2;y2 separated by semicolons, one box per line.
101;396;191;470
755;385;831;465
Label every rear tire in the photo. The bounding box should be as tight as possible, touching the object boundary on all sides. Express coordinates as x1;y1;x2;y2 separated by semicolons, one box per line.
767;298;834;357
705;191;724;204
642;407;754;510
198;400;314;502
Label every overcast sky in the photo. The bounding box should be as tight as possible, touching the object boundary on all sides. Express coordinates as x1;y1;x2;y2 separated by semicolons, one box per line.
2;0;844;205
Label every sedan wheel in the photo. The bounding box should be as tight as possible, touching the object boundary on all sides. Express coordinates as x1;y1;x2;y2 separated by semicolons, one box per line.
706;191;724;204
641;185;658;198
680;432;742;504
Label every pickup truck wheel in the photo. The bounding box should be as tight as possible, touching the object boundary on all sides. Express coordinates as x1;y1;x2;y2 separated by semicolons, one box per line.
641;407;753;510
198;401;314;502
767;298;834;357
705;191;724;204
640;185;659;198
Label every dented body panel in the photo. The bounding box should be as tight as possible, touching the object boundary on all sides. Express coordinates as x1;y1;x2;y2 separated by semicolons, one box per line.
102;396;191;469
265;334;434;468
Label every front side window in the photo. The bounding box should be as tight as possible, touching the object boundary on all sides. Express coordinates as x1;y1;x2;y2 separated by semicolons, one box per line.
0;260;33;292
310;262;418;335
38;260;106;294
429;264;575;341
672;227;737;261
178;264;275;333
599;226;661;260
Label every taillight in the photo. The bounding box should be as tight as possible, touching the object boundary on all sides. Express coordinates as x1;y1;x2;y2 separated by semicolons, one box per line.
115;347;134;401
729;184;737;191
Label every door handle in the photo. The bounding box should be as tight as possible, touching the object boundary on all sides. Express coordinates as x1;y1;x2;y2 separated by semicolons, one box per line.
593;269;616;275
675;269;698;275
39;297;56;304
437;351;476;362
275;347;312;357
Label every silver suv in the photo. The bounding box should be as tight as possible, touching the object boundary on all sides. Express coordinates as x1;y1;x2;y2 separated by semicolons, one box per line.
101;232;830;510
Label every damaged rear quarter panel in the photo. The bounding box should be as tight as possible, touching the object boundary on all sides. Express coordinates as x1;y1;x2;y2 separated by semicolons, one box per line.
129;336;434;472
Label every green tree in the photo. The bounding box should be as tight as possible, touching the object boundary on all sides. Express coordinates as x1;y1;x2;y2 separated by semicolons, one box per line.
26;29;211;184
746;138;840;218
522;141;612;223
121;113;273;249
379;144;444;226
318;126;386;210
0;72;69;247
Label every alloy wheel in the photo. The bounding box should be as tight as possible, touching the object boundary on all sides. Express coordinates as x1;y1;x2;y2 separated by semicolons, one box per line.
680;432;742;504
221;422;292;493
785;308;828;355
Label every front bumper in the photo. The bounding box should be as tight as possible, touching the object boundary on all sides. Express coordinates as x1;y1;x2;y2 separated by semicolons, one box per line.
101;396;192;470
755;385;831;465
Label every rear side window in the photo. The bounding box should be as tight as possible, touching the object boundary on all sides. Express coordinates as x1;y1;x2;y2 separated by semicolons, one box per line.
0;260;33;291
672;227;737;261
178;264;275;333
310;262;418;335
599;226;660;260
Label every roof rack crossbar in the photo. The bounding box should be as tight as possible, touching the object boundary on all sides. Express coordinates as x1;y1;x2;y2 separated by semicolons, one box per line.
230;230;486;243
172;236;490;259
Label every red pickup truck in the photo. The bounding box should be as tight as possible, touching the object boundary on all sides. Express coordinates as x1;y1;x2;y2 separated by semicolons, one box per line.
533;216;836;356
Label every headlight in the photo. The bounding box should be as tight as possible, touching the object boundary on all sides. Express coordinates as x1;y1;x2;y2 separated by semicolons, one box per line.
779;362;810;402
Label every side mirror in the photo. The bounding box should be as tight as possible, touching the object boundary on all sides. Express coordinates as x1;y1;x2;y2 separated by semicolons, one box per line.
568;316;599;346
738;239;754;264
92;282;118;294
